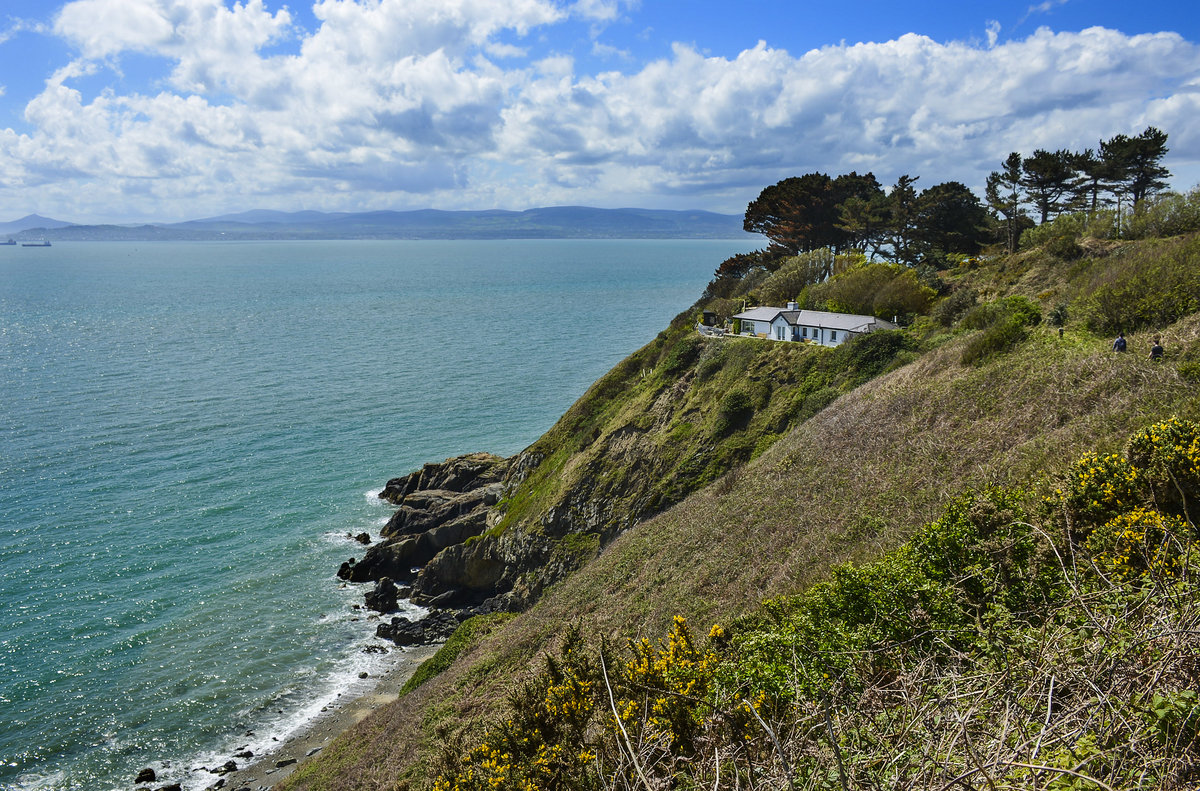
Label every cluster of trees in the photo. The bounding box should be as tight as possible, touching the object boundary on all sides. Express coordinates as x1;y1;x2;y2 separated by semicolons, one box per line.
710;126;1174;306
986;127;1170;251
743;171;989;267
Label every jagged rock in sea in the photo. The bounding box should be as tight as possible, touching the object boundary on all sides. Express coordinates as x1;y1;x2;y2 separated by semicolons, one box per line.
136;768;156;784
363;577;403;613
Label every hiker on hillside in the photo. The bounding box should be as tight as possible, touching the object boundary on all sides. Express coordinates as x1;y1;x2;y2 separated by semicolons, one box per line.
1149;336;1164;362
1112;333;1127;352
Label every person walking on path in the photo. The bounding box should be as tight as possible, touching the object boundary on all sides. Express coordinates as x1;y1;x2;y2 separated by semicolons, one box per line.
1149;335;1165;361
1112;333;1127;352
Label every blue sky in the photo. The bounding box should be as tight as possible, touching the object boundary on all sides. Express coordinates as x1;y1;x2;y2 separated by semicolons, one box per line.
0;0;1197;223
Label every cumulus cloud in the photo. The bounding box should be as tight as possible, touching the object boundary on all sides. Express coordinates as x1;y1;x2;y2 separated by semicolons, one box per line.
498;28;1200;202
1;1;1198;221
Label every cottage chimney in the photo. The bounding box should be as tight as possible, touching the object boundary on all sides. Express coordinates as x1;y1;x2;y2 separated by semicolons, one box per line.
787;301;798;311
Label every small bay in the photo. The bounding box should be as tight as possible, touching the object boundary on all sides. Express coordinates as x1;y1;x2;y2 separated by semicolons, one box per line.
0;238;750;791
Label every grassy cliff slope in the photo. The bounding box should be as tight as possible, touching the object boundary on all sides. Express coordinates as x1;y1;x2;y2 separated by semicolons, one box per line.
283;232;1200;790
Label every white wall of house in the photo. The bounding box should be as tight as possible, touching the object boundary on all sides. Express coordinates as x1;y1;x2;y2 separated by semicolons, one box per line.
741;319;767;335
767;315;853;347
770;315;791;340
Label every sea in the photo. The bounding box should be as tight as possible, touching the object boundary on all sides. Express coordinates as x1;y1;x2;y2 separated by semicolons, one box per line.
0;238;752;791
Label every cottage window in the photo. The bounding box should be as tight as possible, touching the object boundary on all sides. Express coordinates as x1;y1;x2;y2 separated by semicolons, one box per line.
830;331;838;342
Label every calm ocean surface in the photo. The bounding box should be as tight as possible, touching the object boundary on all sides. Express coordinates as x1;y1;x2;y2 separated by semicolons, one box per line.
0;239;751;791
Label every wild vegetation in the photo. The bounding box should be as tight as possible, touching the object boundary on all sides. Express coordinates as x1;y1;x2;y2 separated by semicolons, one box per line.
280;132;1200;791
427;418;1200;791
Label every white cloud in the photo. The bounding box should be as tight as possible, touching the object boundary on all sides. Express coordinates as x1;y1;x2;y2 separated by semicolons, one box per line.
1;5;1199;222
496;28;1200;204
986;19;1001;48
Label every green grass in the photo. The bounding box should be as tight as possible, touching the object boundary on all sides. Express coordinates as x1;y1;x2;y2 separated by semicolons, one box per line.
399;613;516;696
281;233;1200;791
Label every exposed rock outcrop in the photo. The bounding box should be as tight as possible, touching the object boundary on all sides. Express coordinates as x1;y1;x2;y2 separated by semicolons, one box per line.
375;609;463;645
363;577;404;613
337;453;508;585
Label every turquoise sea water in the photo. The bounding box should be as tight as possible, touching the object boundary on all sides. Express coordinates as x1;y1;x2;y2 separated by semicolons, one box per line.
0;239;751;791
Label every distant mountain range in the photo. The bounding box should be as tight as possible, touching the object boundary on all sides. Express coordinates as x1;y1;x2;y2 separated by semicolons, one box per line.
0;214;76;235
0;207;756;241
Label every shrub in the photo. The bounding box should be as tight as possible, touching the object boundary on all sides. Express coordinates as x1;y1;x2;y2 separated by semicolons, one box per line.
831;329;919;388
959;296;1041;365
961;295;1041;331
695;343;726;381
1082;234;1200;334
1056;451;1145;533
807;261;935;319
1125;417;1200;520
1178;361;1200;383
1046;302;1069;327
1020;213;1085;248
757;249;836;306
1045;234;1084;260
1086;507;1193;582
659;336;701;376
933;287;977;326
961;316;1028;365
1124;188;1200;239
714;388;754;435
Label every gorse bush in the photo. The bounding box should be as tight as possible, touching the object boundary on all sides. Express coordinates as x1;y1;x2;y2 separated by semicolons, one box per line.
430;419;1200;791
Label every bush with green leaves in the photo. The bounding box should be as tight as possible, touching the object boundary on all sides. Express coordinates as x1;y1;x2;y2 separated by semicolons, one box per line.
713;388;754;435
1044;233;1084;260
1082;233;1200;334
1124;188;1200;239
806;261;935;320
756;248;836;306
933;286;977;326
430;420;1200;791
959;295;1042;365
1020;211;1089;248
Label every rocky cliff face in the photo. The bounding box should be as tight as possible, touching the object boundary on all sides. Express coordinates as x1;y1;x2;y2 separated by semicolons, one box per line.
340;319;919;617
337;452;508;591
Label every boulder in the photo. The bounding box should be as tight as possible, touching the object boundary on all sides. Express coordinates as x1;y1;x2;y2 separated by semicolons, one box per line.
363;577;400;613
211;760;237;776
375;609;463;645
136;768;157;784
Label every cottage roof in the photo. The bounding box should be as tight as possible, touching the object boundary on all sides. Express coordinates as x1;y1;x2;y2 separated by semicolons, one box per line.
732;306;787;323
734;306;898;334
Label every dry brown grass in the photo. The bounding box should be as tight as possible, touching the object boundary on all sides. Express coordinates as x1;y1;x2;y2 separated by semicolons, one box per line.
281;316;1200;791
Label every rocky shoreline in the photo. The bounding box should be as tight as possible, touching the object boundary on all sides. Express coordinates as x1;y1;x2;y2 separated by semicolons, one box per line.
135;449;586;791
132;643;442;791
337;452;517;640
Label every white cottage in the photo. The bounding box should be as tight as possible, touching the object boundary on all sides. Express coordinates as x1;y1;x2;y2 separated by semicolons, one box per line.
732;303;897;347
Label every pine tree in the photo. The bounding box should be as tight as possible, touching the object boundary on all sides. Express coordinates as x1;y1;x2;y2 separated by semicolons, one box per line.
1101;126;1170;208
986;152;1025;253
